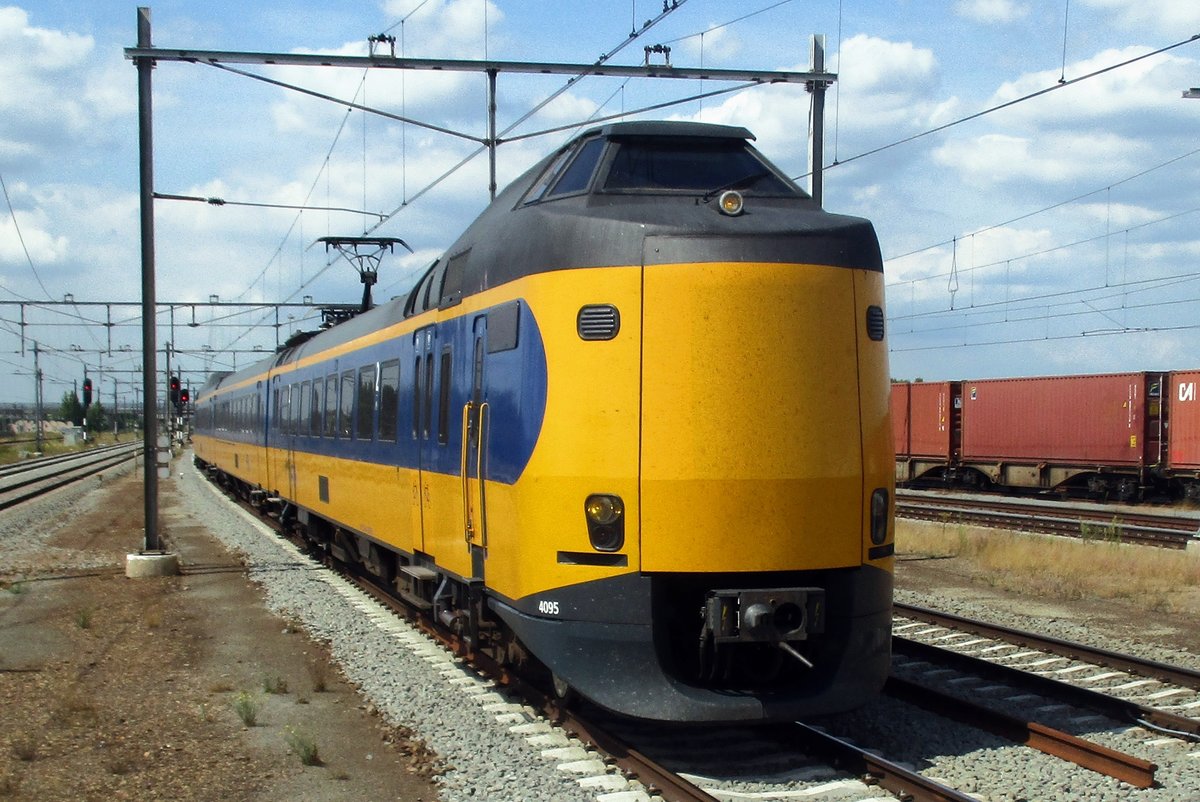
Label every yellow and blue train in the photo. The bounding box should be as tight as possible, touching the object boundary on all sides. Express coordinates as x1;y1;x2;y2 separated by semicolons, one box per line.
193;120;894;722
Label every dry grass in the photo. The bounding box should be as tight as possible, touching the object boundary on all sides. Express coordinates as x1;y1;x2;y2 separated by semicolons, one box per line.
283;727;321;766
306;660;329;693
897;518;1200;616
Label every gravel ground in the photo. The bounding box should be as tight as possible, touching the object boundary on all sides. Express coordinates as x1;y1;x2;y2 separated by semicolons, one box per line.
180;461;1200;802
13;455;1195;802
174;458;614;802
1;457;440;801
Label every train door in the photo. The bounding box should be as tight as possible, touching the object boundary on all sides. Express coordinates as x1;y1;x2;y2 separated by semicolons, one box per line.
285;381;298;504
462;316;488;581
267;374;285;495
414;325;443;557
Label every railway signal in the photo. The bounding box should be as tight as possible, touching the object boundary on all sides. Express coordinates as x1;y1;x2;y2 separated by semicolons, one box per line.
82;377;93;408
169;375;181;408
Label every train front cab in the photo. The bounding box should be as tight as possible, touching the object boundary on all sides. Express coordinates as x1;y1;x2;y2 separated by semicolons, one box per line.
490;251;894;722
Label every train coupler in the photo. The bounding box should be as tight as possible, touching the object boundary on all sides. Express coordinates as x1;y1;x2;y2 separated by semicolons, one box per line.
702;587;826;645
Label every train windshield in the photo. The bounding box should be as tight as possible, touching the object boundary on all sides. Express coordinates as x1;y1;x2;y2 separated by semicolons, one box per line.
602;138;800;196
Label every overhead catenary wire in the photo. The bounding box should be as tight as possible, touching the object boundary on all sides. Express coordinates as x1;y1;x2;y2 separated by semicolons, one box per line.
888;202;1200;293
1;174;53;301
889;320;1200;354
205;1;697;357
886;144;1200;267
794;32;1200;180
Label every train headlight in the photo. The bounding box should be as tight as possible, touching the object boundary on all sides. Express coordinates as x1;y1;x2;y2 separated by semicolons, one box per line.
870;488;889;545
584;494;624;551
717;190;744;216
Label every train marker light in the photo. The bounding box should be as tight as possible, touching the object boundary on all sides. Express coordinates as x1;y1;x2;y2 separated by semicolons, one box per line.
584;494;624;551
870;488;889;545
717;190;744;216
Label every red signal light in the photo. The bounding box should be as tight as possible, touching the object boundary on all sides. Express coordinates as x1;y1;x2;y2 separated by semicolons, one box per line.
82;377;93;407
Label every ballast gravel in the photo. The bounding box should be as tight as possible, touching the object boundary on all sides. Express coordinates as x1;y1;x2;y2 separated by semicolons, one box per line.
174;460;601;802
12;458;1196;802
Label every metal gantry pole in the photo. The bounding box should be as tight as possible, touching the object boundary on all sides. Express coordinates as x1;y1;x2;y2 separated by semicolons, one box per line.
33;343;43;454
487;69;498;201
807;34;828;208
136;6;160;551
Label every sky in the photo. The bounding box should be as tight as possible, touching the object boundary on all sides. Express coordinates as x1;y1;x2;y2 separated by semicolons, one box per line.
2;0;1199;405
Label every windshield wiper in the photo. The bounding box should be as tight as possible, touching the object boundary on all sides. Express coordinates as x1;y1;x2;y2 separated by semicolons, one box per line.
699;170;771;204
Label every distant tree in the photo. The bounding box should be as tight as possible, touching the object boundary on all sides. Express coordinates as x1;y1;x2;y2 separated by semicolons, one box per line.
85;402;108;433
59;391;84;426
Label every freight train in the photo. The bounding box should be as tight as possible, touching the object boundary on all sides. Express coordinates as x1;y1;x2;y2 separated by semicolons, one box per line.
192;120;895;722
892;371;1200;502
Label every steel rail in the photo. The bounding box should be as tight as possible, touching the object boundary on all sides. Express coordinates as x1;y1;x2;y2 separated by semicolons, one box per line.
897;501;1192;549
271;521;719;802
886;676;1157;789
0;446;142;511
896;491;1199;548
0;442;140;479
788;722;979;802
895;602;1200;691
894;637;1200;741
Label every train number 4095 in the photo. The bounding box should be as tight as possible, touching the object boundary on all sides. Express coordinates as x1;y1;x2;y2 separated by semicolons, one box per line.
537;599;560;616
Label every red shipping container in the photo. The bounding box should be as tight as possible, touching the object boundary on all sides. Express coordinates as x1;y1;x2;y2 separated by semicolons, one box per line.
907;382;955;459
1168;370;1200;470
960;373;1150;466
890;382;911;456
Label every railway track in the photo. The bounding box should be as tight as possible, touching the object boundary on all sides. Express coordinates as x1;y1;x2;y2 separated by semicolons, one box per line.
0;442;142;510
891;602;1200;787
198;465;1200;801
209;470;982;802
896;489;1200;549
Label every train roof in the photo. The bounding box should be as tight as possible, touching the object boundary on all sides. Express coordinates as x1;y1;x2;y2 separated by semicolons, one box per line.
578;120;755;140
198;120;881;395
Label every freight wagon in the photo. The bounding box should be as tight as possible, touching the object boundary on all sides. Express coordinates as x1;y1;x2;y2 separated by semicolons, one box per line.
892;371;1200;501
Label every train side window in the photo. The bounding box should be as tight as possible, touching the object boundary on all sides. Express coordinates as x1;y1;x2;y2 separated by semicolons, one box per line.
422;260;448;312
338;371;355;438
356;364;377;440
310;379;323;436
379;360;400;442
520;142;578;205
299;380;311;436
545;137;605;198
288;384;298;435
422;355;435;439
323;375;338;435
437;348;452;445
404;261;437;318
292;385;301;434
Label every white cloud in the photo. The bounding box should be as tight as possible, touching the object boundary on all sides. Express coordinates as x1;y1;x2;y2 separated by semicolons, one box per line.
670;23;743;65
0;7;132;171
954;0;1030;24
932;131;1141;186
1082;0;1200;37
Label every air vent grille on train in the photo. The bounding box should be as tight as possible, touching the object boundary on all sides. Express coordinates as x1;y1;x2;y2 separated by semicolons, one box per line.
866;305;885;341
577;305;621;341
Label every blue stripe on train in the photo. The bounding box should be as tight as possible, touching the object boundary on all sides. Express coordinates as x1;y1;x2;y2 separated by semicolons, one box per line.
200;301;548;486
